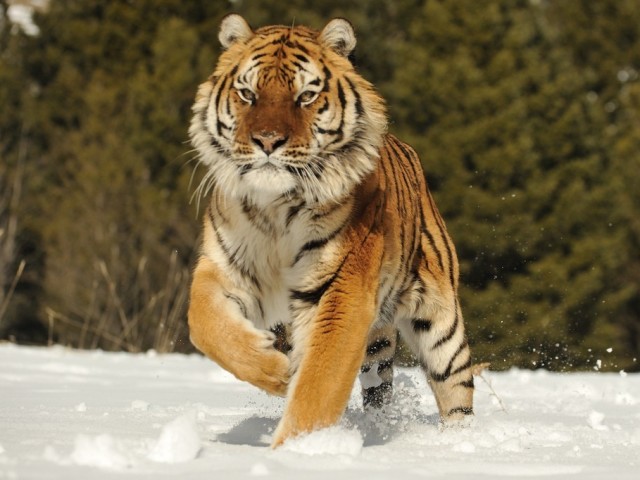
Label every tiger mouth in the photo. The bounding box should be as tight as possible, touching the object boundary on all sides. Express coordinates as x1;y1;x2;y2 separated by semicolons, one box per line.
242;159;285;175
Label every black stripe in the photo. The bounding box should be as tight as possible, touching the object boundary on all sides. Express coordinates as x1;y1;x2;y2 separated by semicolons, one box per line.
292;223;345;265
381;146;407;265
293;237;331;264
412;318;432;332
285;202;306;227
321;64;332;90
239;163;252;176
255;26;282;35
317;97;329;114
214;76;229;126
427;189;455;288
291;60;311;72
209;135;222;150
392;138;425;200
291;219;372;306
216;119;230;136
311;201;344;222
430;370;448;383
450;357;472;377
290;274;336;305
361;357;394;373
421;227;444;271
430;356;471;384
257;299;264;320
224;293;247;318
208;208;260;288
384;152;415;258
266;34;287;46
344;76;364;116
315;125;342;136
432;310;459;349
285;40;310;54
395;141;446;275
315;79;347;141
458;378;475;389
377;358;394;373
447;407;473;416
366;338;392;356
337;80;346;110
241;196;275;235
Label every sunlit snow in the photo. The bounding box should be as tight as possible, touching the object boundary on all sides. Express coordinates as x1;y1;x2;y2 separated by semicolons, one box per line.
1;344;639;479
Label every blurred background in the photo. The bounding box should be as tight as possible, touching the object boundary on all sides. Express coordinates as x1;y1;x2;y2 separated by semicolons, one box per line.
1;0;638;372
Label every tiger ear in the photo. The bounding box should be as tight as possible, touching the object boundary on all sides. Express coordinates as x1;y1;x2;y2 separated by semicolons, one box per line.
219;14;254;49
319;18;356;58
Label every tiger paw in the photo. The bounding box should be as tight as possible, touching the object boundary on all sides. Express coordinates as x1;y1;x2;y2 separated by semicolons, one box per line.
253;348;291;397
239;330;291;397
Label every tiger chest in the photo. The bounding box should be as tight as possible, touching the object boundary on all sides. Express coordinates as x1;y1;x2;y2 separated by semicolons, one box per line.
209;197;349;330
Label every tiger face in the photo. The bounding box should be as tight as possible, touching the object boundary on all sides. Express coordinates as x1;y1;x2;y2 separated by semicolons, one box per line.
190;15;387;206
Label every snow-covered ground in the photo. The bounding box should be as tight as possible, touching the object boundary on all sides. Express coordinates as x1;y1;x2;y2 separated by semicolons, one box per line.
1;343;638;479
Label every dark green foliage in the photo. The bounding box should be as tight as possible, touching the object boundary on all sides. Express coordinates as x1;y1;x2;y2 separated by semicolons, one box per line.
389;0;639;371
1;0;227;351
0;1;638;370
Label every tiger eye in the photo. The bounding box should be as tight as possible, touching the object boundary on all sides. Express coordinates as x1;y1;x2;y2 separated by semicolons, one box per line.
238;88;256;104
297;91;318;105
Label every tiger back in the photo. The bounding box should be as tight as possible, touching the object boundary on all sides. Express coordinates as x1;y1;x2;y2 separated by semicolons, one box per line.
188;14;474;447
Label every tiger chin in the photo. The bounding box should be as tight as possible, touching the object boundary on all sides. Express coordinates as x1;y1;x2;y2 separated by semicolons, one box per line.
187;14;474;448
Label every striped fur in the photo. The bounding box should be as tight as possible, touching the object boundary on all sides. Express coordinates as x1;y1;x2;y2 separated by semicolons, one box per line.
188;15;474;448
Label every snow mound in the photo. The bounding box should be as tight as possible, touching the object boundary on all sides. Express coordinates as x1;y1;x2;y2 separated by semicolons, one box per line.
148;412;201;463
69;434;130;469
281;426;363;456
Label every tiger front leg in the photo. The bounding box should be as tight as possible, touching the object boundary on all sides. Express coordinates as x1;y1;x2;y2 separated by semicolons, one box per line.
271;233;384;447
188;255;290;397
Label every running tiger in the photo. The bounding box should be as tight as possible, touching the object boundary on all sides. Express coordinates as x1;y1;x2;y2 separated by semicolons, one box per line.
188;14;474;447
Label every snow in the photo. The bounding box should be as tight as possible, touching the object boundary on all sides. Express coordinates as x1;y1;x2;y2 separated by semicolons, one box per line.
281;426;363;457
147;412;201;463
1;344;639;479
6;3;40;36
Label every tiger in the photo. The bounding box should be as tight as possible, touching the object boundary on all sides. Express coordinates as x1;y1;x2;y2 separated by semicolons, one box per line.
187;14;474;447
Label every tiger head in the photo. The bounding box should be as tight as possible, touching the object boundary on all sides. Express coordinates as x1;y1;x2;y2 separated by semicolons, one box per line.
190;14;387;207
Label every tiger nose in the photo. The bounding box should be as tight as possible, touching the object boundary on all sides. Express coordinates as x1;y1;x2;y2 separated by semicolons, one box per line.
252;131;288;155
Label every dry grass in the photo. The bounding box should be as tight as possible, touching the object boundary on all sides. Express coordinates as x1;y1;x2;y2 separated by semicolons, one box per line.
45;250;191;353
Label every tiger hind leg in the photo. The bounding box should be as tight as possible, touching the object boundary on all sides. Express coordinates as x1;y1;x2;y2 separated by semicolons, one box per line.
360;324;396;409
397;299;474;423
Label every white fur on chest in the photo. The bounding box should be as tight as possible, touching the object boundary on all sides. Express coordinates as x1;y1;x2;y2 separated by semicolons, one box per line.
206;193;349;329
